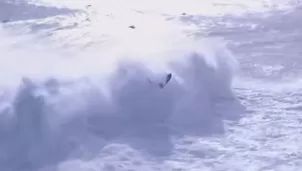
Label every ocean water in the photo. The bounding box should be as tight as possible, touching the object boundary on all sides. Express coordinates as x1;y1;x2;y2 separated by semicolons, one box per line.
1;0;302;171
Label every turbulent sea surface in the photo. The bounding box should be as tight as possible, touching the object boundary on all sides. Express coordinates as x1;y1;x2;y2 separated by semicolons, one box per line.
1;0;302;171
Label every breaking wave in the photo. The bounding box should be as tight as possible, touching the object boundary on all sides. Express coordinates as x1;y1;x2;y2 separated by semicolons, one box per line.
0;1;243;171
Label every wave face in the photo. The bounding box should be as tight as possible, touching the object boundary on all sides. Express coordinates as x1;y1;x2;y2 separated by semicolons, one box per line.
0;1;243;171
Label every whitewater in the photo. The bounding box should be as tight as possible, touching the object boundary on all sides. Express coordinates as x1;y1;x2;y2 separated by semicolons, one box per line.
1;0;302;171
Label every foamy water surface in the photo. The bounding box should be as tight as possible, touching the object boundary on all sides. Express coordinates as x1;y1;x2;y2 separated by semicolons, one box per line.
1;0;302;171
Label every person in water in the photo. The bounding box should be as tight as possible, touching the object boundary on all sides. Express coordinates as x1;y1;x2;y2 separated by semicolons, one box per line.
147;73;172;88
159;73;172;88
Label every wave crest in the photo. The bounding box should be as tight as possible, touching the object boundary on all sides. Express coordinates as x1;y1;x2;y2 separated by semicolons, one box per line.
0;12;242;171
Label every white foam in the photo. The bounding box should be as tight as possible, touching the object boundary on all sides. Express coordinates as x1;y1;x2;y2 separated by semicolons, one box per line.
0;1;242;171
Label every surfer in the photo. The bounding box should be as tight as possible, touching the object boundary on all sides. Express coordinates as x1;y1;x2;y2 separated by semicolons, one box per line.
148;73;172;89
159;73;172;88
